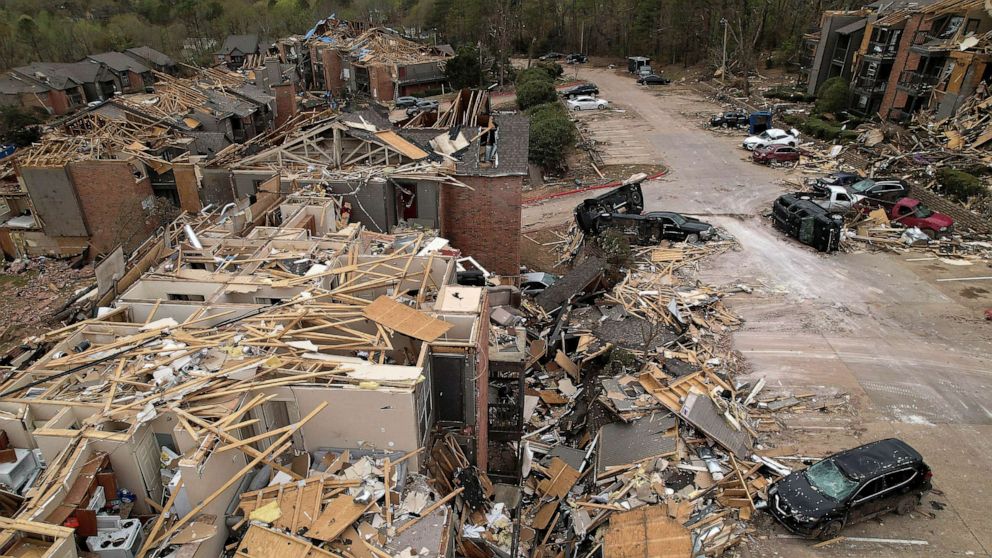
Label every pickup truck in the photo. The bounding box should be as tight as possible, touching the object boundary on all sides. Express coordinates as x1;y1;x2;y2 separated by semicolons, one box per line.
798;185;863;213
877;198;954;237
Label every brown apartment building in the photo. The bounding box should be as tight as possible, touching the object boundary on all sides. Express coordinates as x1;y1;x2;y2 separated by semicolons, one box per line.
847;0;992;120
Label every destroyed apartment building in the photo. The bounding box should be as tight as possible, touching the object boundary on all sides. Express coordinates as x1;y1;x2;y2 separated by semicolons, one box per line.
300;23;452;103
802;0;992;121
0;46;175;116
0;180;529;557
0;69;280;259
0;118;800;558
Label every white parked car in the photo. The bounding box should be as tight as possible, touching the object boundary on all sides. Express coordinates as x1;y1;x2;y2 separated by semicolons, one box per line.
567;96;608;111
742;128;800;150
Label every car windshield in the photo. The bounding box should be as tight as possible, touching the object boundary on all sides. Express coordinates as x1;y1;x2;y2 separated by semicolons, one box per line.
804;459;858;501
669;214;687;225
851;179;876;193
914;205;934;218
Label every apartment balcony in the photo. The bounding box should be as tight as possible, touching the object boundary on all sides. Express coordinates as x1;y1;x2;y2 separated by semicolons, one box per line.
863;40;899;60
897;70;940;95
852;74;888;95
910;29;954;56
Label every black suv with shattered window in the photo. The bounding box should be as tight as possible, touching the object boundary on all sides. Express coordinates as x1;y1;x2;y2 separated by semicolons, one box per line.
767;438;932;540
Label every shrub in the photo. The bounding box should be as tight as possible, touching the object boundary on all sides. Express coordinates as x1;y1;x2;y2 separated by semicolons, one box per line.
815;77;850;114
764;87;816;103
937;168;987;202
516;67;553;86
527;102;575;170
516;78;557;110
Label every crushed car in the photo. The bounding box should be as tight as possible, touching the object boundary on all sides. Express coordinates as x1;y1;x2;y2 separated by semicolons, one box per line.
574;174;713;244
768;438;932;540
801;184;862;213
873;198;954;237
809;171;863;188
847;177;911;204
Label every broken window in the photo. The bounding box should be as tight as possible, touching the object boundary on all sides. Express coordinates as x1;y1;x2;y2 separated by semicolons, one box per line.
167;293;205;302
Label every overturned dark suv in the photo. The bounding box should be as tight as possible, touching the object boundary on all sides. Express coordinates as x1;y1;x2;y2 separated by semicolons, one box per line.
768;438;932;540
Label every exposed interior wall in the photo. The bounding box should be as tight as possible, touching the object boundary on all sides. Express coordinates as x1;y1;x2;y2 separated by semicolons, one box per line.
326;178;394;233
259;385;423;465
19;165;88;237
199;168;237;207
178;448;248;558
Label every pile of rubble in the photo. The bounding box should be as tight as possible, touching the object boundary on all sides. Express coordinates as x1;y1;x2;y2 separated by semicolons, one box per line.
491;240;801;557
0;257;95;347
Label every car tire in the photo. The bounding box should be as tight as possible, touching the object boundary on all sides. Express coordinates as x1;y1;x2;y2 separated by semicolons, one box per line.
923;228;936;239
788;142;796;147
686;234;699;243
572;106;581;111
896;494;920;515
598;104;606;110
817;520;844;541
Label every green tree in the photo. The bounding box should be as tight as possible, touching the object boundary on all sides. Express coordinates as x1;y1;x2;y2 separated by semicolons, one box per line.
526;102;575;170
815;77;850;115
0;105;44;147
516;78;556;109
444;46;481;89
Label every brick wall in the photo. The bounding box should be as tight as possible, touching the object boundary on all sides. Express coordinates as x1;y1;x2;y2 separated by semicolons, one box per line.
368;64;395;102
48;90;70;115
880;15;929;118
323;49;344;93
126;71;145;93
66;159;157;255
441;175;522;276
272;82;298;128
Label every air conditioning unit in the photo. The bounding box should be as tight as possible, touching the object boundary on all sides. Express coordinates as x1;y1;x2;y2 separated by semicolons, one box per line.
0;449;40;492
85;518;144;558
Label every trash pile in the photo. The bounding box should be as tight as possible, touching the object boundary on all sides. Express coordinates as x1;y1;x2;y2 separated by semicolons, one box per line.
492;240;801;557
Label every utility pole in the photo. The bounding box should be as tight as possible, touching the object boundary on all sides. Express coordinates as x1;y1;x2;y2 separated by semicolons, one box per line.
720;18;728;84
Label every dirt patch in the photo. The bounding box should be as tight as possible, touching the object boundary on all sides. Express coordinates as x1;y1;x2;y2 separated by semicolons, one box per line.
958;286;989;299
520;224;573;272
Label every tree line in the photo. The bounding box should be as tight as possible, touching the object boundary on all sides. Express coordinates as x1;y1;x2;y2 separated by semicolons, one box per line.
0;0;861;77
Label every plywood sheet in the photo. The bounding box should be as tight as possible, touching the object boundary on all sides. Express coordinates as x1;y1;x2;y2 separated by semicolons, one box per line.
374;130;429;159
537;458;580;499
308;495;373;542
604;506;691;558
362;295;453;342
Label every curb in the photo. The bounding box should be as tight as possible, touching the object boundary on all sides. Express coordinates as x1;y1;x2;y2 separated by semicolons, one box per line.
522;169;669;206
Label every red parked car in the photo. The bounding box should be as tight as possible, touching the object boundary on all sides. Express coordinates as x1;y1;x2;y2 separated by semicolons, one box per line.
753;145;800;165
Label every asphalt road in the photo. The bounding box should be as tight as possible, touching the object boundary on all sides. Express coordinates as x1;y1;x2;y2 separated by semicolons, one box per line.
523;66;992;557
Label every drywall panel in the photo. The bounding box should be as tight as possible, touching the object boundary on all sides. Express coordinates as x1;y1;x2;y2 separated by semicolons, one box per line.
283;386;422;466
20;166;88;237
